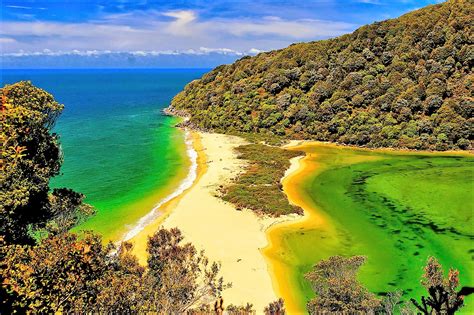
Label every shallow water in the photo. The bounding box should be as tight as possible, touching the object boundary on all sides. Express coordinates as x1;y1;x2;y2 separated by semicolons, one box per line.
1;69;207;241
265;143;474;313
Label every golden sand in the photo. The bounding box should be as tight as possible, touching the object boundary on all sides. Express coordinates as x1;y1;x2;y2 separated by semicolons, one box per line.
262;150;326;314
130;132;288;312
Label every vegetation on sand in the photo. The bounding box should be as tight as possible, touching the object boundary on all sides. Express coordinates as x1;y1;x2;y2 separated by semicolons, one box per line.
221;143;303;216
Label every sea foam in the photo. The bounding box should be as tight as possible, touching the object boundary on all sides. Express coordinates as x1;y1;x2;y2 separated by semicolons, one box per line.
120;130;198;242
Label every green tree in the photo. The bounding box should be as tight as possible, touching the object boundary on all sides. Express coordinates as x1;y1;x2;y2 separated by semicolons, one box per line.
170;0;472;151
1;81;64;243
305;255;381;313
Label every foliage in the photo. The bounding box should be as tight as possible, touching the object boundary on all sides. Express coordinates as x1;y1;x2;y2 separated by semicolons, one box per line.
94;241;146;313
305;255;381;313
1;232;110;312
1;81;64;243
171;0;473;151
1;81;93;244
45;188;95;235
1;228;228;313
145;227;230;313
226;303;255;314
188;299;257;314
221;143;303;216
264;298;286;315
411;256;465;314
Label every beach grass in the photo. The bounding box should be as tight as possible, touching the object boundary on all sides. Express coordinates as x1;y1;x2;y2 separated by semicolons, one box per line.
221;143;303;216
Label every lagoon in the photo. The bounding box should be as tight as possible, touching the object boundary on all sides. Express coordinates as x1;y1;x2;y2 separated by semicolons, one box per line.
265;143;474;313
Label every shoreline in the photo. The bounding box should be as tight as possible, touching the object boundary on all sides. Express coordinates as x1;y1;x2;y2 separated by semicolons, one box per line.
120;130;198;243
130;131;284;311
282;139;474;156
124;132;473;313
262;152;323;314
72;117;191;243
262;142;392;313
129;131;204;263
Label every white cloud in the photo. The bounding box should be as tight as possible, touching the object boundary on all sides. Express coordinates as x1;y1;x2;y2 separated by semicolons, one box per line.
0;9;356;55
248;48;264;54
1;47;261;57
6;5;33;9
162;10;198;36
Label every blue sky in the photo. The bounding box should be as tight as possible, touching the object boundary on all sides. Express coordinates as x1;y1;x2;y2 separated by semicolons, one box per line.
1;0;444;67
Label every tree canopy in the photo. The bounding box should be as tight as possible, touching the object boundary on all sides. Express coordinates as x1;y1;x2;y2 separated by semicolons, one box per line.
305;255;381;313
171;0;473;150
1;81;92;244
2;81;62;243
1;229;229;313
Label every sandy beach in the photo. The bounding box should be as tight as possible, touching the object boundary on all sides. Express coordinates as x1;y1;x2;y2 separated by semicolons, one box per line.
131;131;287;312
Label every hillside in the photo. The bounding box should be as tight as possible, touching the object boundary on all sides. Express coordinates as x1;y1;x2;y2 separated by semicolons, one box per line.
171;0;473;150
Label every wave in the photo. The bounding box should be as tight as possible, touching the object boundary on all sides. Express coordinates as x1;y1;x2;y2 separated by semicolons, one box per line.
120;130;198;242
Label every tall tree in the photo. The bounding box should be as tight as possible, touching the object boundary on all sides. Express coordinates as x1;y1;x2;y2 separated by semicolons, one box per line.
1;81;92;244
1;81;63;243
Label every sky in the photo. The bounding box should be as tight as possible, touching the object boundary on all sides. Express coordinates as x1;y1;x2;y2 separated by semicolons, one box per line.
0;0;445;68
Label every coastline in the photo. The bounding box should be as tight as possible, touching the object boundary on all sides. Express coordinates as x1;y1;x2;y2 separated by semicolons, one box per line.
72;116;191;243
130;131;285;311
129;131;203;261
282;139;474;157
262;151;326;314
120;130;198;243
263;141;474;314
125;132;474;313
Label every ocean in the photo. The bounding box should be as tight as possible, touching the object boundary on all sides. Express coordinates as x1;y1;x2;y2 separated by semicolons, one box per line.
1;68;207;241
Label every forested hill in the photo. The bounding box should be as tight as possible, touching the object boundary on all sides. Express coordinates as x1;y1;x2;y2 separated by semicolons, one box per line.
171;0;473;150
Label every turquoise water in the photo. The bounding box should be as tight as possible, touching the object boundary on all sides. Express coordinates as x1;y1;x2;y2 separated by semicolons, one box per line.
1;69;207;241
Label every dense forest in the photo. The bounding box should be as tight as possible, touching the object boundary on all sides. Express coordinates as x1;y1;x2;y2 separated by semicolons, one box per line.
171;0;473;150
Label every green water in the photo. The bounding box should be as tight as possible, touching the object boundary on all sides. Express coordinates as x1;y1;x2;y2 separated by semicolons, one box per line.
66;113;188;241
280;144;474;312
2;69;207;241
